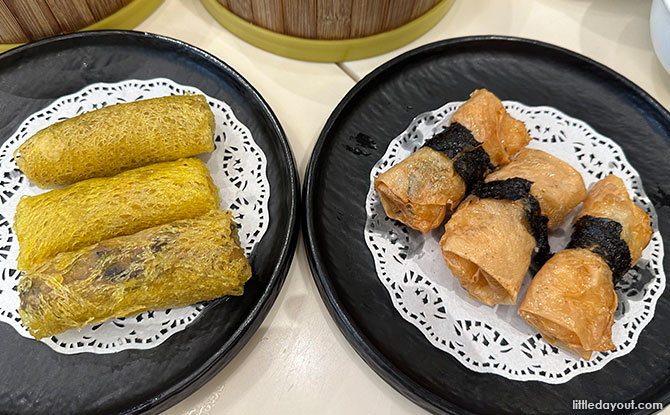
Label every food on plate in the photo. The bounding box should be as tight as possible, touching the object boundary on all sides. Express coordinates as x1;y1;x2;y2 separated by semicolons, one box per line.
14;158;218;270
519;175;652;359
439;149;586;305
18;210;251;339
374;89;531;233
484;148;588;229
14;94;215;188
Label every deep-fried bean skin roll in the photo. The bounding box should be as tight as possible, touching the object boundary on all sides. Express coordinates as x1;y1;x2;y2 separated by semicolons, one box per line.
14;95;215;188
440;149;586;305
519;175;652;359
14;158;219;270
374;89;531;233
574;175;651;265
18;210;251;340
485;149;589;229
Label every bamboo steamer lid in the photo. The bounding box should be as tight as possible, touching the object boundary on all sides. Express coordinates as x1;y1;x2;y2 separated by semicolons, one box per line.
201;0;455;62
0;0;164;52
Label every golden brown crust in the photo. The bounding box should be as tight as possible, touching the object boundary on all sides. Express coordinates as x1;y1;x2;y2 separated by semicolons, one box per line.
374;147;465;233
450;89;531;166
439;149;586;306
486;148;587;228
440;197;536;305
374;89;531;233
576;174;652;264
519;248;617;360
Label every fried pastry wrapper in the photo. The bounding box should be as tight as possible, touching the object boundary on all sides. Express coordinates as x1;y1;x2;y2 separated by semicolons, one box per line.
375;148;465;233
518;248;617;360
374;89;531;233
486;148;587;228
440;197;536;305
14;94;215;188
14;158;219;270
451;89;531;166
440;149;586;305
18;210;251;339
519;175;652;359
576;174;652;264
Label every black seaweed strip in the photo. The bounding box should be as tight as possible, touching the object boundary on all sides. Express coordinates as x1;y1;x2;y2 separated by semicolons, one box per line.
473;177;532;200
452;147;493;192
473;178;551;266
423;122;494;190
424;123;479;158
567;215;632;282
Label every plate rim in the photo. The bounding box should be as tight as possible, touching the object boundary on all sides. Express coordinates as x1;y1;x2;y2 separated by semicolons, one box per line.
0;29;300;415
303;35;670;415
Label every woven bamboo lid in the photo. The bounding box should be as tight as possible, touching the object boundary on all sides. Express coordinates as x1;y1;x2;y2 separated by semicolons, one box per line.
0;0;163;52
202;0;454;62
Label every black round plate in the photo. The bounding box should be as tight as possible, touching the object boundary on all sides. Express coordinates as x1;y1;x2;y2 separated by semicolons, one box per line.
0;31;299;414
304;36;670;415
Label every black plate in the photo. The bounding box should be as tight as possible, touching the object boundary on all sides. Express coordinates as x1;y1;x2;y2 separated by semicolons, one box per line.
304;36;670;415
0;31;299;414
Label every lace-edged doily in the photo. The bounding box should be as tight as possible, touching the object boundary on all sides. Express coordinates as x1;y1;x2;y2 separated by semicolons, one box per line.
0;78;269;354
364;101;665;384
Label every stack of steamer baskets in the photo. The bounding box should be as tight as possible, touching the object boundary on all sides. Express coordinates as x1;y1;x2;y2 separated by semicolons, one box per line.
200;0;455;61
0;0;163;52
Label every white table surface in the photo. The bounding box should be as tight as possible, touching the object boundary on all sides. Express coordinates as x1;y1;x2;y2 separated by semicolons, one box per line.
133;0;670;413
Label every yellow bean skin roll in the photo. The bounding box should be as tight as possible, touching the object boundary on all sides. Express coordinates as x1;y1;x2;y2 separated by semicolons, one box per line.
18;210;251;340
14;94;215;188
14;158;219;271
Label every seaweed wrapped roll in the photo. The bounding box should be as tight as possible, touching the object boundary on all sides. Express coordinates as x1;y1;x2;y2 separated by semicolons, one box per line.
374;89;531;233
439;149;586;305
519;175;652;359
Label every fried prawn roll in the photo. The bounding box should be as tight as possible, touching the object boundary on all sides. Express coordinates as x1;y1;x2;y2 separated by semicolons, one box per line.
440;149;586;305
519;175;652;359
374;89;531;233
18;210;251;339
14;158;219;270
14;95;215;188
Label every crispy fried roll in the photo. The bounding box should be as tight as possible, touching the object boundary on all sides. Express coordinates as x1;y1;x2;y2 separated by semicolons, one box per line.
374;89;531;233
14;95;215;188
575;175;652;265
14;158;219;270
440;149;586;305
485;149;589;229
519;175;652;359
18;210;251;340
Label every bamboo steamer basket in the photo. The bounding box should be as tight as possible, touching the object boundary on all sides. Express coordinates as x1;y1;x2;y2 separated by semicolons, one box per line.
0;0;163;52
201;0;455;62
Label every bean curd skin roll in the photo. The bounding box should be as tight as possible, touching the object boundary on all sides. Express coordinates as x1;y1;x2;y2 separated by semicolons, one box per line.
14;95;215;188
440;149;587;306
14;158;219;271
519;175;652;359
574;175;651;264
18;210;251;340
374;89;531;233
485;149;589;229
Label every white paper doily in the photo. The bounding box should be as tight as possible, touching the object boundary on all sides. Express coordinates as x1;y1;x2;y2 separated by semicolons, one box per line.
365;100;665;384
0;78;269;354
